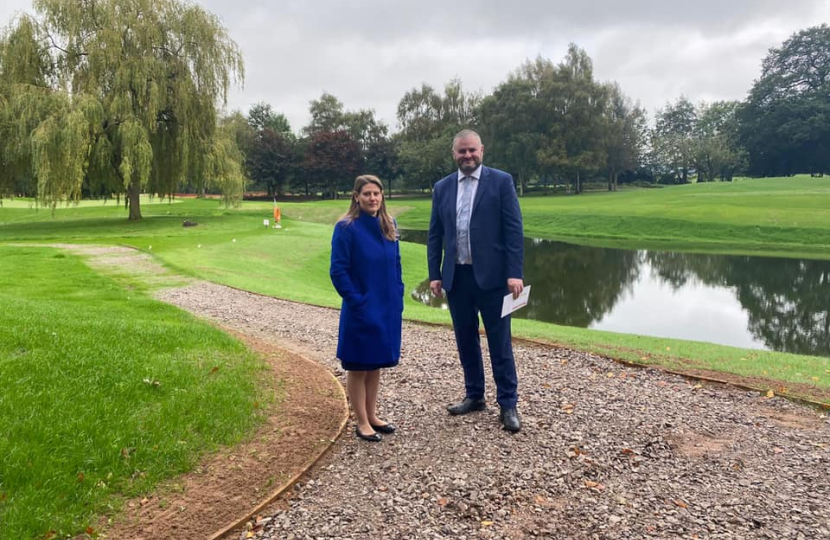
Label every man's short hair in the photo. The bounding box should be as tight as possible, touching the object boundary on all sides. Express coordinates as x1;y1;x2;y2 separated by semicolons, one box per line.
452;129;481;148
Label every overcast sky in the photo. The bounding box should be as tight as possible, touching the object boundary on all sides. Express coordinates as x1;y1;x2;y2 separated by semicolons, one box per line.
2;1;829;133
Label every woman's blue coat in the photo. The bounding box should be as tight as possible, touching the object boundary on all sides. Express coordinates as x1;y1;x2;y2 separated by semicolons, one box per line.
330;212;404;370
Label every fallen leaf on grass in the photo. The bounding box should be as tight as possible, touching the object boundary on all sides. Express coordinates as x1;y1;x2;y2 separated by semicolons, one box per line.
481;520;494;527
140;497;150;506
673;499;689;508
584;480;605;491
77;472;84;483
620;448;635;455
437;498;448;507
561;403;575;414
766;389;775;398
85;526;94;535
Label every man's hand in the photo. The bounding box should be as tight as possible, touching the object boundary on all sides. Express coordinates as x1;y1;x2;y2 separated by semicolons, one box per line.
507;278;524;299
430;280;444;298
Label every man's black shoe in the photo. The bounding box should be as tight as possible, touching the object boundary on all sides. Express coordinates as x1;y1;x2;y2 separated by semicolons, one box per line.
500;407;522;432
447;397;487;415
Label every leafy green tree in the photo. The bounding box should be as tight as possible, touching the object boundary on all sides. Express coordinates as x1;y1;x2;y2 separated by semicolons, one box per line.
692;101;746;182
219;111;254;195
244;103;295;197
481;49;610;195
396;79;479;189
0;15;50;198
303;92;346;135
652;96;697;184
248;129;294;198
365;136;400;195
547;45;609;194
397;132;455;191
602;82;647;191
0;0;245;219
739;24;830;176
342;108;388;149
397;83;447;140
248;102;292;135
479;61;548;196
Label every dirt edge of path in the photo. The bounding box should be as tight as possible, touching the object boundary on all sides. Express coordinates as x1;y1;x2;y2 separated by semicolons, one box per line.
97;331;349;540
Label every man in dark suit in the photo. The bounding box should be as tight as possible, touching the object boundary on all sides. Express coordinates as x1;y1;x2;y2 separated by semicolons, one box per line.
427;129;524;432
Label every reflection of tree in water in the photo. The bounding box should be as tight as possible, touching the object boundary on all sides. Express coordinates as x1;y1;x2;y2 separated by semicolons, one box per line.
406;227;830;357
409;236;640;328
648;252;830;357
520;240;640;326
412;280;448;309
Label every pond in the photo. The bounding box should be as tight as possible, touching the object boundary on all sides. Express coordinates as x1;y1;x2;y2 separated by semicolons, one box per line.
401;230;830;357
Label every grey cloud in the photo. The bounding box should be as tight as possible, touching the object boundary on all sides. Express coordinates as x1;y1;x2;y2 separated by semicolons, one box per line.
2;0;829;130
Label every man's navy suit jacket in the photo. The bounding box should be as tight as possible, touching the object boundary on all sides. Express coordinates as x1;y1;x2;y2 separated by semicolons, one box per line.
427;165;524;292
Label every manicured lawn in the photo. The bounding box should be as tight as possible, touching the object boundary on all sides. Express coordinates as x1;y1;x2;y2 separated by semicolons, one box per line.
0;247;273;539
1;175;829;404
391;176;830;259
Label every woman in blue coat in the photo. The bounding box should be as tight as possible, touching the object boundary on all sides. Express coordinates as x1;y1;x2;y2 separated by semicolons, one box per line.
330;175;404;442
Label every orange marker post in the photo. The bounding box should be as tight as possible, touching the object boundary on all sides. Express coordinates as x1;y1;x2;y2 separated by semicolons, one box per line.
273;204;282;228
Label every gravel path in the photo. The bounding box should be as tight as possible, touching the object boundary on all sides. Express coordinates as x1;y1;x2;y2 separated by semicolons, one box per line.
159;282;830;540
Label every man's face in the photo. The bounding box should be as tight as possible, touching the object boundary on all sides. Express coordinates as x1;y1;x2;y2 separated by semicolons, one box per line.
452;135;484;174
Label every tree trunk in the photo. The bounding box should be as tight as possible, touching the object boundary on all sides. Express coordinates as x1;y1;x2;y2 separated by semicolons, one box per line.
608;171;613;191
128;180;142;220
576;169;582;194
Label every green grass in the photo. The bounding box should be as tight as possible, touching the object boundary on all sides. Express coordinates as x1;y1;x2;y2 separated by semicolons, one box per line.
0;247;273;539
1;176;829;405
393;176;830;259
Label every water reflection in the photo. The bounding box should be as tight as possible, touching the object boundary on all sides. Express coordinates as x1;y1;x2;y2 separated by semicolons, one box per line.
401;230;830;357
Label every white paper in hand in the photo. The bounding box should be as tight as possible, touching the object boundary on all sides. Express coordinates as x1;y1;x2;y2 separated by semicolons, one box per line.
501;285;531;318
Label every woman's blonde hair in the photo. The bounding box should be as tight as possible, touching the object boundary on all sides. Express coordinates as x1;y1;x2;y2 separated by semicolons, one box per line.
341;175;397;241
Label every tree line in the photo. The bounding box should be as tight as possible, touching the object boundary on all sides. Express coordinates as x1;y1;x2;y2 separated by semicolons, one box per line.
218;24;830;200
1;0;827;220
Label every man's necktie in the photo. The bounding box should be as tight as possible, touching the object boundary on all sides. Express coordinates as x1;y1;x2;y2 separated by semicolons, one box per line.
457;176;473;264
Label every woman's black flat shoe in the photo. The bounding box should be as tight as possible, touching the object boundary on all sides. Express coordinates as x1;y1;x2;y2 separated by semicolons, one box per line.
355;427;382;442
370;422;396;434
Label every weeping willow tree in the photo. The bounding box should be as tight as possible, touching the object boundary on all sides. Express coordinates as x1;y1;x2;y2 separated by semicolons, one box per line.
0;0;245;219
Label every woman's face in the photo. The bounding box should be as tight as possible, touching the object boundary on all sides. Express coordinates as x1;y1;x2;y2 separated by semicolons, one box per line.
356;182;382;216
